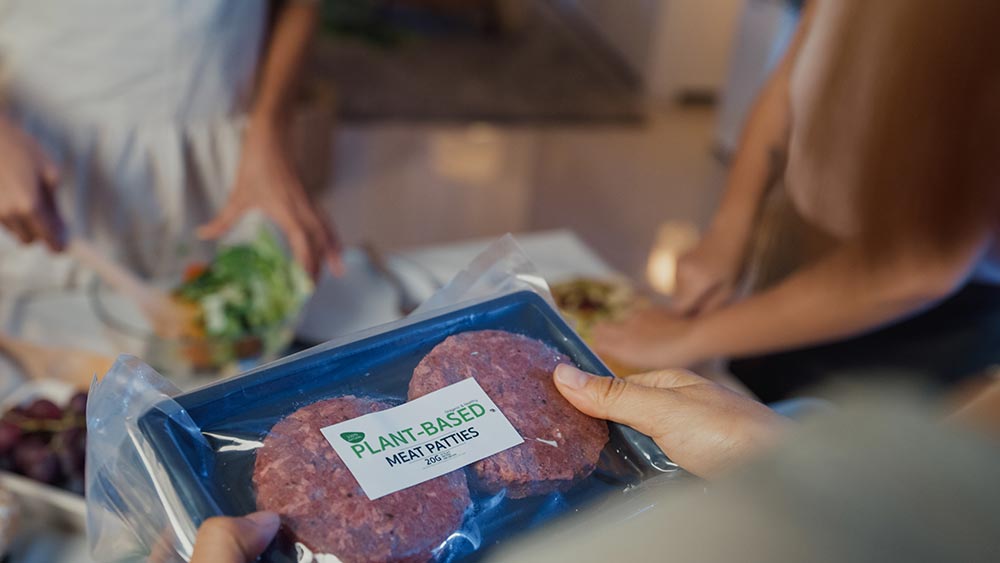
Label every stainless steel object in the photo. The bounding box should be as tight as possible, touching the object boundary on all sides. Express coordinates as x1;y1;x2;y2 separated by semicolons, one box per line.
361;242;424;316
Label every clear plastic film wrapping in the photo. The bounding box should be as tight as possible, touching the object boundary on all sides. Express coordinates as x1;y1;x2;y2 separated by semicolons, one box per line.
86;235;682;563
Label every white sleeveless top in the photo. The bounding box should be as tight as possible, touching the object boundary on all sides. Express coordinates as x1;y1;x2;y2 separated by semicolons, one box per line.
0;0;267;281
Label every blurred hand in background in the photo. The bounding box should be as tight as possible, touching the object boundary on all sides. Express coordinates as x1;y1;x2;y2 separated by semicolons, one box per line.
591;306;701;370
198;1;342;280
0;114;65;251
671;228;746;317
198;120;343;279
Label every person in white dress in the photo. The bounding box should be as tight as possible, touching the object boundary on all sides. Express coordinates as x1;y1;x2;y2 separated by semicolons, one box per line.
0;0;340;283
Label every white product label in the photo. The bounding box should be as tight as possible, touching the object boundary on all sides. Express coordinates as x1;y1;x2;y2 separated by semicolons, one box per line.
320;379;524;500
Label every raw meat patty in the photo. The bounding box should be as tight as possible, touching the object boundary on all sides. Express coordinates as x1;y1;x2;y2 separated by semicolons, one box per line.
408;330;609;498
253;396;471;562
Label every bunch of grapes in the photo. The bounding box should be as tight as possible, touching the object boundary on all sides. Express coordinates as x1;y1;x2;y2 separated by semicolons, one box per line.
0;393;88;495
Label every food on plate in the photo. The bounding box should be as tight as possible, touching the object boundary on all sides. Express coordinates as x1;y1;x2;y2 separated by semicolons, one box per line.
551;278;634;339
172;231;313;368
254;396;471;562
0;393;88;495
408;330;609;498
552;278;642;376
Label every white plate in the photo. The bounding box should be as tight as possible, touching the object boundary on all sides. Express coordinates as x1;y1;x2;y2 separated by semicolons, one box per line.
0;472;86;533
296;248;441;343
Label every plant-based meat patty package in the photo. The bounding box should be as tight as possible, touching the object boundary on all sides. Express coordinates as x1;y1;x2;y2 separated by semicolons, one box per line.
86;236;681;562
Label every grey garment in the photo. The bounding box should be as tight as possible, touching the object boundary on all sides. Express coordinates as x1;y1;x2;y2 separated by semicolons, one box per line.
768;396;836;419
491;386;1000;563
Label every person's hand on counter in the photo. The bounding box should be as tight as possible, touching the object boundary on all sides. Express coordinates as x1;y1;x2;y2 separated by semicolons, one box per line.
199;119;343;280
0;113;66;251
190;511;280;563
553;365;789;478
671;228;746;316
591;306;703;370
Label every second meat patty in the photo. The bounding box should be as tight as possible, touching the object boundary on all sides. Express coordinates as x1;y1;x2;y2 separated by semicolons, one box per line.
408;330;609;498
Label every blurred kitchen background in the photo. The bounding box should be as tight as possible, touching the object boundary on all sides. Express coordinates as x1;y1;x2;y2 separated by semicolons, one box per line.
0;1;804;559
301;0;798;282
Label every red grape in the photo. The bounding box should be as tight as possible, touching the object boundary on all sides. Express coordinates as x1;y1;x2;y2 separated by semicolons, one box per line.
2;393;89;494
0;421;21;455
14;437;62;484
13;437;44;468
56;427;87;479
68;392;88;416
24;399;63;420
26;450;61;485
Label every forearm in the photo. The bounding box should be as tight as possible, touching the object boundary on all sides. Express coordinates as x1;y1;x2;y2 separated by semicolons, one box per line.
707;1;818;243
709;88;788;249
685;242;984;360
251;1;319;128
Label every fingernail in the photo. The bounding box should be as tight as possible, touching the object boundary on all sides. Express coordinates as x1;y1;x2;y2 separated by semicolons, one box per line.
554;364;589;389
246;511;280;529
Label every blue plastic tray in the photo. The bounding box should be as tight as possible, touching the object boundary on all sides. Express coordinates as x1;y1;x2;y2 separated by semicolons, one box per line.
138;290;670;562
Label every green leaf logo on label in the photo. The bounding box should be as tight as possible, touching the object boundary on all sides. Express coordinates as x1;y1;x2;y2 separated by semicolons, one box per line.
340;432;366;444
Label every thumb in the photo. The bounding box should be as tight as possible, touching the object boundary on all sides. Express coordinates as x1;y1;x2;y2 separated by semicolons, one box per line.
190;512;280;563
553;364;673;438
198;201;245;240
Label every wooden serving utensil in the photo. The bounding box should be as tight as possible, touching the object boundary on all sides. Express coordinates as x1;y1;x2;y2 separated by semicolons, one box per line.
67;239;196;338
0;334;114;390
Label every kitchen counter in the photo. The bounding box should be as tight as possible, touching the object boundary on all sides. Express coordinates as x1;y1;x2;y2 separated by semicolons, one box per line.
0;229;614;563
